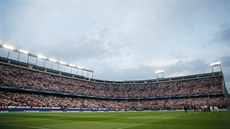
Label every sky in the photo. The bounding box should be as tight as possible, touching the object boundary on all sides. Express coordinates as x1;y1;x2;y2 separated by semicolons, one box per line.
0;0;230;92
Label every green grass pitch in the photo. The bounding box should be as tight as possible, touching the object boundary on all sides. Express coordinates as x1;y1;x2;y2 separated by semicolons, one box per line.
0;111;230;129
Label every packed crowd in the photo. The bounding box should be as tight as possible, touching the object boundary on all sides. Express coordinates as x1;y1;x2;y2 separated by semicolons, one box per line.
0;64;223;98
0;91;229;110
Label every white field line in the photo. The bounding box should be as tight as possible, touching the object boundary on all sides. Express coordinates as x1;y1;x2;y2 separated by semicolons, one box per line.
116;115;183;129
0;123;49;129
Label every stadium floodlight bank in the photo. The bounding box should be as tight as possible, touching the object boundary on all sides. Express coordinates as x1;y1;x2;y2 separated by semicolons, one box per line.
210;62;222;72
210;62;221;66
156;70;165;79
0;43;94;78
2;44;15;50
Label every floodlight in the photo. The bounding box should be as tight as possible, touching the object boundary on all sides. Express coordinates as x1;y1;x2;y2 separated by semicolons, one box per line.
59;61;67;65
19;49;29;55
49;58;57;62
69;64;76;67
210;61;222;72
37;54;47;59
77;66;84;69
156;69;165;79
3;44;15;50
156;70;164;74
210;62;221;67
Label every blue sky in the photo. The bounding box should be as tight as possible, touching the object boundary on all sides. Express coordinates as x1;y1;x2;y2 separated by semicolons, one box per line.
0;0;230;92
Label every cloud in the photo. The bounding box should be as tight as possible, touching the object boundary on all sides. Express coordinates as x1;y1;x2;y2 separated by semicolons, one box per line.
96;58;210;80
216;28;230;43
165;59;210;77
221;56;230;67
209;25;230;45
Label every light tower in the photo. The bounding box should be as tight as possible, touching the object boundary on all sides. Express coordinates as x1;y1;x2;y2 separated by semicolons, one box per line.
156;70;165;79
210;62;222;72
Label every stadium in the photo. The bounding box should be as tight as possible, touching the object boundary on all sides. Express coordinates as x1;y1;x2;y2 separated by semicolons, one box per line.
1;0;230;129
0;43;230;129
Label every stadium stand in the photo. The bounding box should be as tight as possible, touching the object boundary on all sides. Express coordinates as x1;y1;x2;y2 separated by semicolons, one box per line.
0;91;229;111
0;63;224;98
0;57;229;111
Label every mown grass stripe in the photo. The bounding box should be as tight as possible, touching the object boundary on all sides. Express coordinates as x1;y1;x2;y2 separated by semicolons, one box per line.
116;114;183;129
1;118;50;124
0;123;49;129
0;111;229;129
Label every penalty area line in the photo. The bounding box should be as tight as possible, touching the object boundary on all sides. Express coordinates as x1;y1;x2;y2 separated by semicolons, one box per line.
0;123;49;129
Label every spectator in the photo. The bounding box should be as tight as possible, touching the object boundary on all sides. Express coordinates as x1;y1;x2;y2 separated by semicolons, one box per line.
0;64;224;98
